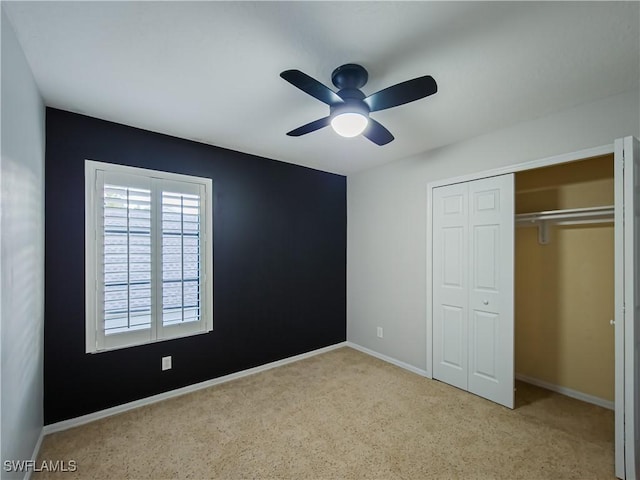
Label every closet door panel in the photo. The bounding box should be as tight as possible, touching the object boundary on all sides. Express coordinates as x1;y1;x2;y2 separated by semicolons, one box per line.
468;175;515;409
471;310;498;380
441;305;465;369
433;182;468;390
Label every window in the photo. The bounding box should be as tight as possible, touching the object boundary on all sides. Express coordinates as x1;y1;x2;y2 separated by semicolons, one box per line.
85;160;213;353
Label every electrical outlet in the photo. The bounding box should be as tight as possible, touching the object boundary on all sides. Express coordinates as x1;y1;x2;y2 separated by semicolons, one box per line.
162;356;172;371
377;327;383;338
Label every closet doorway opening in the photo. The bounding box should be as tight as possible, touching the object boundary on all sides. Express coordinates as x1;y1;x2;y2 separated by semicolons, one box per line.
513;153;615;467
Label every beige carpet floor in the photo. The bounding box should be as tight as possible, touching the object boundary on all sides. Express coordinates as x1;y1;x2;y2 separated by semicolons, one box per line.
34;347;614;479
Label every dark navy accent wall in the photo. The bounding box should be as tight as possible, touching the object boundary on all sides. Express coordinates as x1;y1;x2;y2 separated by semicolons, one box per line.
44;108;346;424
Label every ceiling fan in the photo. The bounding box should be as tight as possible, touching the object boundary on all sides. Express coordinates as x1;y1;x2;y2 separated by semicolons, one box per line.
280;63;437;146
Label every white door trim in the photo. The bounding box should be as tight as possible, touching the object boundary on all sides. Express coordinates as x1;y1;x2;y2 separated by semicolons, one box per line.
613;139;625;479
617;136;639;479
427;144;614;192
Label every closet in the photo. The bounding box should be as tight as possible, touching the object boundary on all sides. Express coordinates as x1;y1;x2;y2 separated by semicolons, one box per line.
431;155;614;409
428;137;639;479
514;155;614;407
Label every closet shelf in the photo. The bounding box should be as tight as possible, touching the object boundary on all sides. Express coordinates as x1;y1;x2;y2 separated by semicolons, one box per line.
515;205;614;245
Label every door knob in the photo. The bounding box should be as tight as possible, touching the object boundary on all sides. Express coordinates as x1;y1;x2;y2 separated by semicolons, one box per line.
483;300;489;305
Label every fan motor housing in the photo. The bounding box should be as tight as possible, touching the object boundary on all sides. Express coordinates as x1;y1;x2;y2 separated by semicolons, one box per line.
331;64;368;90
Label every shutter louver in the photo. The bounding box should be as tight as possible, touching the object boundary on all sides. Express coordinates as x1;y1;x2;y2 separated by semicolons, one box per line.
102;185;152;334
162;191;201;326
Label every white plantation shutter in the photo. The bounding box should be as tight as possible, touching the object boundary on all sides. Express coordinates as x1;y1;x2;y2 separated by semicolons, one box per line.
156;180;207;340
86;161;213;353
161;189;202;326
103;183;152;334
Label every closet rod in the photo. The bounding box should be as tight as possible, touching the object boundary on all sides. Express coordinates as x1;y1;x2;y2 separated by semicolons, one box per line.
515;205;614;244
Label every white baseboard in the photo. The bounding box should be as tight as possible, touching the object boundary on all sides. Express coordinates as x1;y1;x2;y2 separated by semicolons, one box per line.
346;341;429;378
516;373;614;410
23;429;45;480
43;342;348;435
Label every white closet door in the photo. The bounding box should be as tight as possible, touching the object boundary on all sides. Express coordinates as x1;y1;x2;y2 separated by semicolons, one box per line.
467;175;514;409
432;174;514;409
433;182;469;391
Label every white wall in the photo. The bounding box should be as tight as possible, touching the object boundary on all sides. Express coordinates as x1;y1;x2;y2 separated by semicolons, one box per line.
1;8;45;479
347;89;640;371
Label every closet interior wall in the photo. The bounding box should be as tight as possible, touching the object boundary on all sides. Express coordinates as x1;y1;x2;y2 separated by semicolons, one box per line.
514;154;615;404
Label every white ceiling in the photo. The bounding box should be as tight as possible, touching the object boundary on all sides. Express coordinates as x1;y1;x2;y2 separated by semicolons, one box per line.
4;1;639;175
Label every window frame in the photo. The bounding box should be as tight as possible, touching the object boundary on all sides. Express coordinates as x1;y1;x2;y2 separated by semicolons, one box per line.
85;160;213;353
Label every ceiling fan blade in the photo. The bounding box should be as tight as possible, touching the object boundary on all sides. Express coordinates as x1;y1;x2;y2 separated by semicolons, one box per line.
362;118;394;146
364;75;437;112
280;70;344;106
286;116;331;136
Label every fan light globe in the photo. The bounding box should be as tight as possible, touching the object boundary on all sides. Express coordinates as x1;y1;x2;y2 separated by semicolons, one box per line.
331;112;368;138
